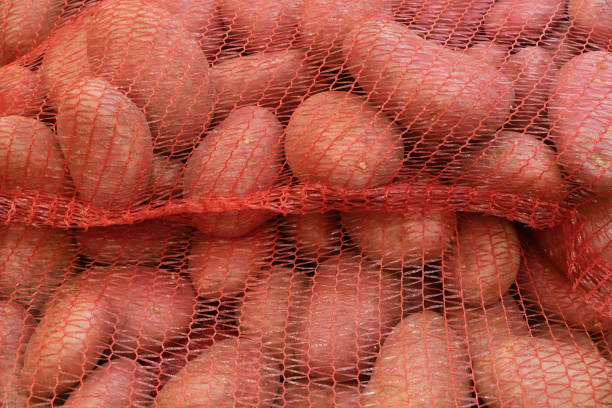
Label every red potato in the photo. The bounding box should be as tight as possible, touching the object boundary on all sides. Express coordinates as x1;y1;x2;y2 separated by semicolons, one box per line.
155;337;281;408
55;77;153;210
362;311;474;408
150;155;184;202
87;0;214;154
285;91;404;190
464;41;510;68
283;212;341;260
287;255;403;381
187;227;275;299
483;0;564;44
281;381;360;408
0;0;63;65
184;106;283;238
569;0;612;49
539;325;597;352
548;51;612;193
62;358;151;408
0;116;69;195
0;65;43;117
0;224;75;313
78;220;191;265
344;19;513;144
342;207;457;269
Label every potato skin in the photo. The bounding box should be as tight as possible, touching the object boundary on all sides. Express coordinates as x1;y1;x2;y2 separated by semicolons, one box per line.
150;155;184;201
363;311;474;408
548;51;612;193
568;0;612;49
283;212;340;260
344;19;513;144
184;106;283;238
282;381;360;408
285;91;403;190
464;42;509;68
55;77;153;210
0;65;43;117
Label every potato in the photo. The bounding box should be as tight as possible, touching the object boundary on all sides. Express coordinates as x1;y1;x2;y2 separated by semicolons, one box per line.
0;224;75;313
483;0;564;44
78;220;191;265
285;91;403;190
188;227;274;299
464;41;509;68
287;254;403;381
62;358;151;408
219;0;301;51
55;77;153;210
0;65;43;117
155;337;281;408
444;214;520;307
363;311;474;407
548;51;612;192
210;49;326;121
0;116;69;195
447;131;567;201
342;207;456;269
184;106;283;238
538;325;597;352
344;19;513;144
282;381;360;408
472;335;612;407
568;0;612;49
150;155;184;202
0;0;63;65
20;271;115;398
283;212;340;260
87;0;214;154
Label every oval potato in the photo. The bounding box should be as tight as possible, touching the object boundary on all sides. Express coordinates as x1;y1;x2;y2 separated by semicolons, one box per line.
282;381;360;408
283;212;341;260
464;41;510;68
150;155;184;201
0;65;43;117
568;0;612;49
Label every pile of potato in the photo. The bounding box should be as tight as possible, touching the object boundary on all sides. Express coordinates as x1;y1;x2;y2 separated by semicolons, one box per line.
0;0;610;406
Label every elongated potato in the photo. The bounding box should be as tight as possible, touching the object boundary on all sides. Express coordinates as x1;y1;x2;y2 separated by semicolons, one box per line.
0;0;63;65
285;91;403;190
282;381;360;408
344;19;513;144
342;207;456;269
184;106;283;238
87;0;214;154
548;51;612;192
55;77;153;210
444;214;520;307
0;116;69;195
363;311;474;407
0;65;43;117
283;212;341;260
155;337;281;408
568;0;612;49
188;228;275;299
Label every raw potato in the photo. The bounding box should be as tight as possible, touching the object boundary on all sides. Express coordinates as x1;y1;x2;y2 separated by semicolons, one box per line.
342;207;457;269
444;214;521;307
78;220;190;265
282;381;360;408
55;77;153;210
155;337;281;408
363;311;474;408
0;302;33;405
150;155;184;201
483;0;564;44
464;42;509;68
62;358;151;408
344;19;513;144
285;91;403;190
184;106;283;238
568;0;612;49
0;116;69;195
284;212;340;260
188;227;274;299
287;255;403;381
0;224;75;313
0;65;43;117
87;0;214;154
0;0;63;64
548;51;612;192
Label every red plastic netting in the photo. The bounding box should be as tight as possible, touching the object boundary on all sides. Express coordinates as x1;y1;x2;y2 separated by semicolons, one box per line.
0;0;610;406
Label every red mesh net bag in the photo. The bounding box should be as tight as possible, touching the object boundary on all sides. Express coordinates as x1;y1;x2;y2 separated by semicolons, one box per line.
0;0;610;406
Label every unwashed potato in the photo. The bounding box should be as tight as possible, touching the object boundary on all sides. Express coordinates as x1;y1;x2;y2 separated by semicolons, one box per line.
285;91;404;190
55;77;153;210
188;227;275;299
0;65;43;117
444;214;520;307
155;337;281;408
342;207;456;269
344;19;513;145
282;381;361;408
363;311;474;407
287;254;403;381
184;106;283;238
568;0;612;49
283;212;341;260
78;220;191;266
0;0;64;65
87;0;214;154
548;51;612;193
0;115;69;195
150;155;185;202
464;41;509;68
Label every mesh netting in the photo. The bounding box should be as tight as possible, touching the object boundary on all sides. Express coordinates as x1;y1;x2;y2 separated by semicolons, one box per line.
0;0;610;406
